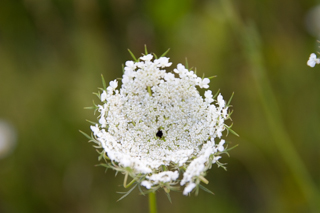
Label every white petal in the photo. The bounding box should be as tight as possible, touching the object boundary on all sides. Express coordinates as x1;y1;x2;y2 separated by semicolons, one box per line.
183;183;196;195
141;180;152;189
140;54;153;61
100;91;107;101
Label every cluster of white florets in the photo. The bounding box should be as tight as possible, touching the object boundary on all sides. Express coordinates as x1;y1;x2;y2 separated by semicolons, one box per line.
90;53;232;195
307;53;320;67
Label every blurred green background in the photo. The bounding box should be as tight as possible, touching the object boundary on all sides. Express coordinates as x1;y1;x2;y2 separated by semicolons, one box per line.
1;0;320;212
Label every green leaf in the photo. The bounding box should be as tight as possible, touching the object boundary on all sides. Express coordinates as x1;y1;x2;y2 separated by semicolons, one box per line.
224;144;239;152
226;125;239;137
84;106;96;110
128;49;138;62
152;53;158;59
79;130;91;140
213;89;220;99
165;191;172;203
208;75;217;79
160;48;170;57
227;92;234;106
86;119;97;125
97;151;104;161
144;44;148;55
185;57;189;69
226;110;234;119
117;184;138;201
92;144;101;149
101;74;107;90
137;184;146;196
199;184;215;195
216;161;227;171
195;184;199;196
93;91;100;99
96;163;110;169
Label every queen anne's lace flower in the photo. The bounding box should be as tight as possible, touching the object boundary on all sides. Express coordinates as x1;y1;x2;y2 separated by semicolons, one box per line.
307;53;320;67
87;51;234;196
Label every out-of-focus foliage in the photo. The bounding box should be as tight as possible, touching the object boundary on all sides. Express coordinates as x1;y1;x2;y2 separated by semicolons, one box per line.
0;0;319;212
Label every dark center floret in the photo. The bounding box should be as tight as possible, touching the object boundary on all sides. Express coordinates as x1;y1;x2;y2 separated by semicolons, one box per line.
156;130;163;138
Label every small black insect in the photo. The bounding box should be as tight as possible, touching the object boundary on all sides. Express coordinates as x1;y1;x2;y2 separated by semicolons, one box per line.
156;130;163;138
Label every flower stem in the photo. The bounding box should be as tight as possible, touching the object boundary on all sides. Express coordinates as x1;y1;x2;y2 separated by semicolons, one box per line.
148;192;157;213
219;0;320;210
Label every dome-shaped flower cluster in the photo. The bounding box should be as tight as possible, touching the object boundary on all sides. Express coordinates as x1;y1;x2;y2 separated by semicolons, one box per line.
86;50;235;197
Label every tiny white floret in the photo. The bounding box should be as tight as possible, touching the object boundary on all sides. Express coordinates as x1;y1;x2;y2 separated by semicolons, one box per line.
307;53;320;67
183;182;196;195
217;139;225;152
140;54;153;61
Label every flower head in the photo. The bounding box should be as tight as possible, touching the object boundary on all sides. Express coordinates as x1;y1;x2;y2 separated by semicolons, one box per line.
307;53;320;67
86;50;235;197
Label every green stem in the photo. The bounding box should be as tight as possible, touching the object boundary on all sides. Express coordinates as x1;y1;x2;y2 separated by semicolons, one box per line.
220;0;320;211
148;192;157;213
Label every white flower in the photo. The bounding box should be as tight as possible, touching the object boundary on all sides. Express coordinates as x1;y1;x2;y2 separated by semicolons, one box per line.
125;60;136;70
142;171;179;189
217;94;225;108
217;139;225;152
204;90;214;103
199;78;210;89
183;182;196;195
106;80;118;94
141;180;152;189
140;54;153;61
307;53;320;67
212;156;221;164
154;57;172;67
88;52;234;196
90;124;100;136
109;80;118;89
173;63;188;74
100;91;107;102
164;72;175;82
